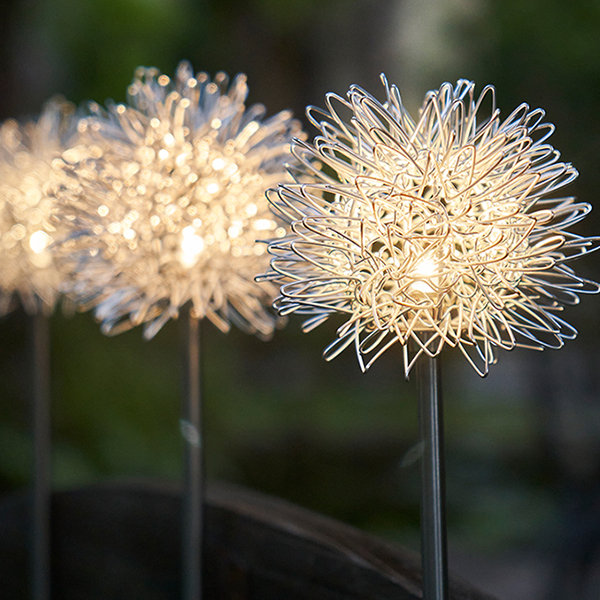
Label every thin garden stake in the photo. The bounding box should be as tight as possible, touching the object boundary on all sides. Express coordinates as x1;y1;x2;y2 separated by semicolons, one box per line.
31;311;51;600
181;309;203;600
416;353;448;600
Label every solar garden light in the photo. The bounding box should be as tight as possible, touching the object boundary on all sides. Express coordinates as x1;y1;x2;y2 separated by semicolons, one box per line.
57;61;302;600
259;76;600;599
0;99;84;600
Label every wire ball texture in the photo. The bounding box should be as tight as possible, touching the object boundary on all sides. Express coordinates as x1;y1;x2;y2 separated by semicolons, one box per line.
58;61;303;339
0;99;79;315
261;76;600;376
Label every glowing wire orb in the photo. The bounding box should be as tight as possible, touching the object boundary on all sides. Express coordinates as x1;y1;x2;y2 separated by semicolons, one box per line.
261;77;600;375
59;62;303;339
0;99;79;314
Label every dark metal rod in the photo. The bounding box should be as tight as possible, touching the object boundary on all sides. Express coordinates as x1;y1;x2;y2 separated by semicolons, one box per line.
182;311;203;600
416;353;448;600
31;311;51;600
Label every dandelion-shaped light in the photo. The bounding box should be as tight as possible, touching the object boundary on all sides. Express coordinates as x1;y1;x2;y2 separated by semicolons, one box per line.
0;99;78;315
262;77;600;377
260;76;599;600
59;61;302;340
56;61;302;600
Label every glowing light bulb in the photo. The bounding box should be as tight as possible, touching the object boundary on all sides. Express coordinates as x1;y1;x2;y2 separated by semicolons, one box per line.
180;226;205;268
411;258;438;294
28;230;53;268
29;230;52;254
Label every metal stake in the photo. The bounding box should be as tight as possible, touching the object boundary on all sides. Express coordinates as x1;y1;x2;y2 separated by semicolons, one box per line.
416;353;448;600
181;310;203;600
31;311;51;600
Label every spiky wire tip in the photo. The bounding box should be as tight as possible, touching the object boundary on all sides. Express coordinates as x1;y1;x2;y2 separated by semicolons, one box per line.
260;76;600;376
57;61;303;339
0;99;81;315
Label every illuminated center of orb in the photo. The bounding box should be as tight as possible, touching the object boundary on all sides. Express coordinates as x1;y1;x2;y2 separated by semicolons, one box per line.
28;230;53;268
29;230;52;254
410;257;438;294
179;226;205;268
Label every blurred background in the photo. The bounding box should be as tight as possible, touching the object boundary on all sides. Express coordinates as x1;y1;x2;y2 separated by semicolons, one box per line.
1;1;599;598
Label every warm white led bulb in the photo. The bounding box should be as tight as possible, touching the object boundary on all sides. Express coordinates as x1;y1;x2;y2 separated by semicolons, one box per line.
410;258;438;295
29;230;52;254
180;226;205;268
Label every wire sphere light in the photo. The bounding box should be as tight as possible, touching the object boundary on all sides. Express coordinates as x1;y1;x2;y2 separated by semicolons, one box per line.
261;77;600;376
59;61;303;339
0;99;79;315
